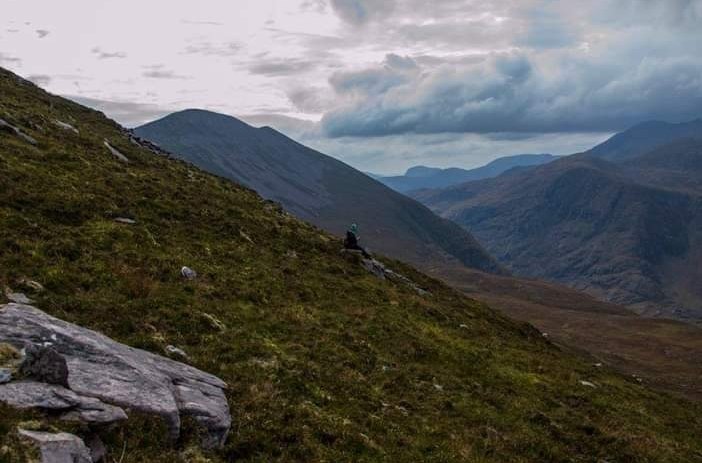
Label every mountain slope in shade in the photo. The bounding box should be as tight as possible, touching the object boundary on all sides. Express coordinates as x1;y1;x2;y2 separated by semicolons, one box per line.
415;130;702;319
378;154;557;193
135;109;504;275
6;66;702;461
587;119;702;162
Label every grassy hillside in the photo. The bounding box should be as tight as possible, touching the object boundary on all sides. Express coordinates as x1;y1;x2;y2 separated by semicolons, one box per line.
2;67;702;462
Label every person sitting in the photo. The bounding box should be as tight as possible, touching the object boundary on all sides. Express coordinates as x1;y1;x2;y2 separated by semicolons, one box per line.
344;223;371;258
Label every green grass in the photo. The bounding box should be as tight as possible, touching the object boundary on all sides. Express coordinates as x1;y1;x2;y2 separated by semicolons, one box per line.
1;67;702;462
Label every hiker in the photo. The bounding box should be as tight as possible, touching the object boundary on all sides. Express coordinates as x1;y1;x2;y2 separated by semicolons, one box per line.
344;223;371;258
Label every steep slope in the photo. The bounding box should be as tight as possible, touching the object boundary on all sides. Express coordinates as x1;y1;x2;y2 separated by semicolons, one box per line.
378;154;557;193
3;67;702;462
587;119;702;162
416;131;702;319
134;110;504;275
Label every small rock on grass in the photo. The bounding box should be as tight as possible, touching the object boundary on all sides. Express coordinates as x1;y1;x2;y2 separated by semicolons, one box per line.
103;140;129;163
113;217;136;225
181;266;197;280
165;345;188;359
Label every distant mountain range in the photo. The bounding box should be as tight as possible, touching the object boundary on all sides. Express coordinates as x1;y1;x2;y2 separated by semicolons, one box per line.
135;109;504;275
415;120;702;319
376;154;558;193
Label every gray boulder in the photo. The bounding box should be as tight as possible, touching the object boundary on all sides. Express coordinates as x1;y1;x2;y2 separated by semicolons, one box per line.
21;345;69;387
0;303;231;449
0;381;127;424
5;291;34;304
18;429;92;463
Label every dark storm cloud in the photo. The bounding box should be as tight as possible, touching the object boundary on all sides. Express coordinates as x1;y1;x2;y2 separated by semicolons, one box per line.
322;49;702;137
91;47;127;59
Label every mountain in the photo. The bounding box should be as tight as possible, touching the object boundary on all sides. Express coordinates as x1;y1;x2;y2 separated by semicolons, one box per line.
5;67;702;461
378;154;557;193
134;109;504;275
415;121;702;319
587;119;702;162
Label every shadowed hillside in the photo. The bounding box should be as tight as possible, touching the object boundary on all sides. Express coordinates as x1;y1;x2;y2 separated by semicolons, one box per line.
415;124;702;319
3;67;702;461
135;110;504;276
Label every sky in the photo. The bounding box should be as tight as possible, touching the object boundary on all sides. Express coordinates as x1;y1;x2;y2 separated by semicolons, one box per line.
1;0;701;174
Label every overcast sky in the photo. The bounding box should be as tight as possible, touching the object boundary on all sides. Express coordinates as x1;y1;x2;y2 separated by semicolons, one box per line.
2;0;701;174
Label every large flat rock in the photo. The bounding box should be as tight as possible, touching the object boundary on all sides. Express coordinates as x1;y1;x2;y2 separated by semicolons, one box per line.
0;303;231;449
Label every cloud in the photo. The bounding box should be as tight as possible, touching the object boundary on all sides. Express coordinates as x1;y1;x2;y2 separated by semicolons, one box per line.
180;19;224;26
35;29;50;38
183;41;241;56
142;67;189;80
249;58;315;76
0;53;21;65
66;95;172;127
91;47;127;59
329;0;395;25
27;74;52;86
322;39;702;137
286;86;334;113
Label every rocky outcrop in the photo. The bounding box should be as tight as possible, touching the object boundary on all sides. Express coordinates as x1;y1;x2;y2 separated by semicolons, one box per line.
18;429;92;463
341;250;430;296
103;140;129;162
0;118;37;145
0;303;231;449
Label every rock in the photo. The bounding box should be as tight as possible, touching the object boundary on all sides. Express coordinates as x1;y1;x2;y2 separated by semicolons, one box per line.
0;303;230;449
0;118;38;145
5;289;34;304
165;345;188;359
86;434;106;463
53;120;79;134
361;258;386;280
239;230;254;243
103;140;129;162
18;278;44;292
181;266;197;280
0;381;127;424
113;217;136;225
0;368;11;384
201;312;226;331
18;429;92;463
360;258;430;296
21;345;69;387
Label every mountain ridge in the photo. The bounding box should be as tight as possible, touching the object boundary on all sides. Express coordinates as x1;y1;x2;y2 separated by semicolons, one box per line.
135;109;506;276
415;120;702;319
377;154;558;193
